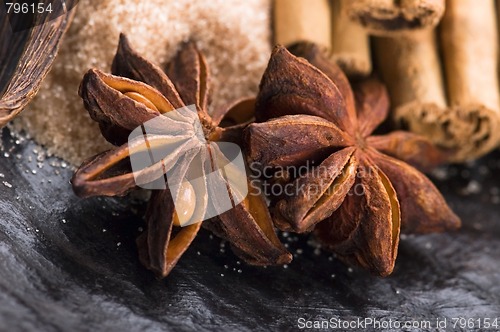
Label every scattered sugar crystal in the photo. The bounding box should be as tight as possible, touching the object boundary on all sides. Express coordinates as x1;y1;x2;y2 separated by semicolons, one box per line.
460;180;481;195
464;160;476;168
473;222;483;230
431;167;448;181
479;165;489;175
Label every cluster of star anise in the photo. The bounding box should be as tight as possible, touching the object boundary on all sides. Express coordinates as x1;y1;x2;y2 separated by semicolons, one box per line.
72;35;460;278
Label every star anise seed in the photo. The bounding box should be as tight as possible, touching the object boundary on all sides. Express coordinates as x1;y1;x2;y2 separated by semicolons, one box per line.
244;43;460;276
72;34;291;278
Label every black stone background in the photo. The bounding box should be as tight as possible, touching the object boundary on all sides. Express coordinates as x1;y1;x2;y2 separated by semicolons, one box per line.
0;126;499;332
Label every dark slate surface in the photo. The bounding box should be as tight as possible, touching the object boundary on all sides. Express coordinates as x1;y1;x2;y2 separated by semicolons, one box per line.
0;126;499;332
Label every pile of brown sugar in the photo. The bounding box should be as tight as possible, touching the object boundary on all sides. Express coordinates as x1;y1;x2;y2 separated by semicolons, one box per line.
16;0;272;165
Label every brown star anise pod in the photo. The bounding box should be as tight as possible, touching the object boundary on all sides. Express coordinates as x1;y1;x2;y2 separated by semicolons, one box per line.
244;43;460;276
72;34;291;278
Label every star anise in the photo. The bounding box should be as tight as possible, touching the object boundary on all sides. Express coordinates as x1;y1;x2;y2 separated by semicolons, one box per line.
72;34;291;278
244;43;460;276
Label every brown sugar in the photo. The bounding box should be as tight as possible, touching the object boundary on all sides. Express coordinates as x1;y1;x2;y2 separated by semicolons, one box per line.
15;0;272;165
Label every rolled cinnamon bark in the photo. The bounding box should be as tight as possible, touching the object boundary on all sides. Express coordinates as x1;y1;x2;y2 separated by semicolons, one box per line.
374;31;451;150
376;5;500;163
274;0;331;49
274;0;371;77
343;0;445;36
438;0;500;161
330;0;371;76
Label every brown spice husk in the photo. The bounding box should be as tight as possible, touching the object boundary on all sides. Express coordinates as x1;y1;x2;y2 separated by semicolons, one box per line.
0;1;76;127
343;0;445;36
73;37;292;277
246;44;460;276
330;0;371;77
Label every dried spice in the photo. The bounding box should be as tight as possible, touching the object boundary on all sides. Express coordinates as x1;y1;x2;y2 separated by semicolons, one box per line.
0;0;77;127
72;34;290;278
274;0;371;77
244;43;460;276
374;0;500;163
343;0;445;35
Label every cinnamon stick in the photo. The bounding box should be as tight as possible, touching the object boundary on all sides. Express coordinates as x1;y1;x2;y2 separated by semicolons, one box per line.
376;0;500;161
274;0;371;77
343;0;445;36
330;0;371;77
274;0;331;50
374;31;450;149
438;0;500;161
